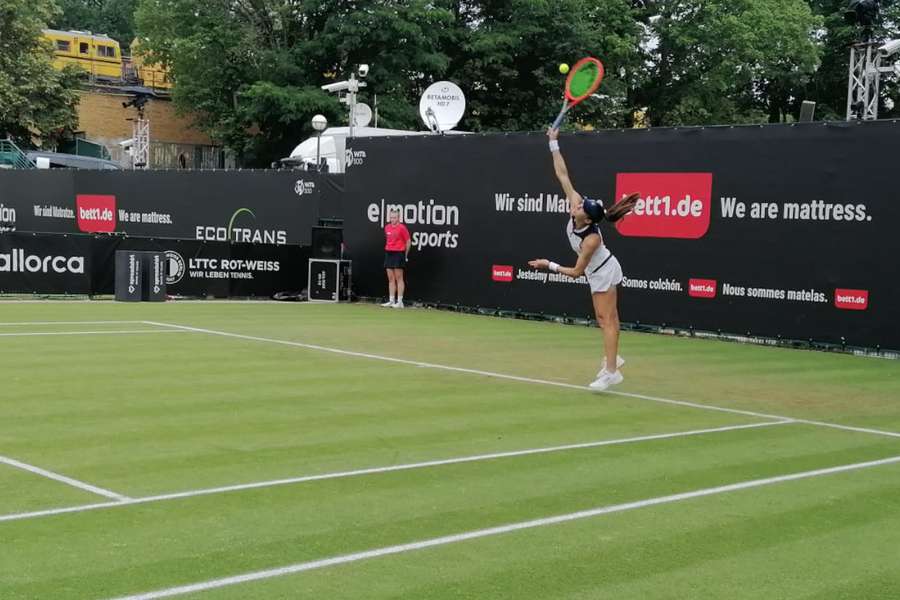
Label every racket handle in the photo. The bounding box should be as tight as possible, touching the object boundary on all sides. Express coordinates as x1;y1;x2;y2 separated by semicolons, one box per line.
551;111;567;130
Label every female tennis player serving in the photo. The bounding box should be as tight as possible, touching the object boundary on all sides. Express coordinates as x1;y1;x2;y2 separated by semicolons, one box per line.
529;128;638;392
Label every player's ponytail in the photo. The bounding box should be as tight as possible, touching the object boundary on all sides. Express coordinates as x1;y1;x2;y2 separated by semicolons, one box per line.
604;193;640;223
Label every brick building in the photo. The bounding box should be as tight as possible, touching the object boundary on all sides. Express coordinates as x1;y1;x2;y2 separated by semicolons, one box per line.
75;89;229;169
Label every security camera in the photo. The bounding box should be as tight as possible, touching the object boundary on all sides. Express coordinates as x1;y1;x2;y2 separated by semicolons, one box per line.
358;64;369;78
321;81;351;93
878;39;900;57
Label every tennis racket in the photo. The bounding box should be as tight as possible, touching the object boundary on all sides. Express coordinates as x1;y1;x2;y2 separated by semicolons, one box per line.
551;57;605;130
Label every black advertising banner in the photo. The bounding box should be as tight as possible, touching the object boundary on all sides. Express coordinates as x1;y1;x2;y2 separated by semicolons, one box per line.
343;121;900;350
114;250;143;301
92;238;309;298
142;252;167;302
0;171;323;245
0;233;307;298
0;232;92;294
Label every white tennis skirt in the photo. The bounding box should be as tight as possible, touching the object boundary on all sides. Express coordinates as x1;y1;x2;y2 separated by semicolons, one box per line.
587;255;623;294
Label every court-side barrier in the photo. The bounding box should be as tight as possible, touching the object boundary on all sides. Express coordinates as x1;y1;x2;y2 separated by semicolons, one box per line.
0;170;335;246
342;121;900;351
0;232;309;297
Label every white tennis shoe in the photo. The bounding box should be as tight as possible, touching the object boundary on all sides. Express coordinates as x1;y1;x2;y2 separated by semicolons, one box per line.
392;300;405;309
596;355;625;378
381;300;396;307
589;369;624;392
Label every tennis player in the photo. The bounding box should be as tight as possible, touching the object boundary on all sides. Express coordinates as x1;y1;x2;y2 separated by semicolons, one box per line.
529;128;638;391
382;209;411;308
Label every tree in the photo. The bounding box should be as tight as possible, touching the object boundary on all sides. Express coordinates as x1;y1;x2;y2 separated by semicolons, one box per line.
51;0;139;51
443;0;642;131
136;0;895;164
0;0;81;147
135;0;641;165
136;0;456;166
633;0;821;125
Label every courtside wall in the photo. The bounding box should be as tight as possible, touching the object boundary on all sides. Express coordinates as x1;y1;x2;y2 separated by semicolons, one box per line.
342;121;900;351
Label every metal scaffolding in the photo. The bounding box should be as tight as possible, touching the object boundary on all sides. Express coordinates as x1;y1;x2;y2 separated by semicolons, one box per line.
847;40;900;121
132;118;150;169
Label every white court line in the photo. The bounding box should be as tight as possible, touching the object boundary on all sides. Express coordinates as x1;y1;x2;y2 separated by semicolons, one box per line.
144;321;900;440
0;300;296;304
0;421;788;523
105;453;900;600
0;300;98;304
0;455;131;501
0;320;143;326
0;330;190;338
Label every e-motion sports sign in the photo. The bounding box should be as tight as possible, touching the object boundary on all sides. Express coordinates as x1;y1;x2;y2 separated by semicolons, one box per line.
343;122;900;350
0;170;320;245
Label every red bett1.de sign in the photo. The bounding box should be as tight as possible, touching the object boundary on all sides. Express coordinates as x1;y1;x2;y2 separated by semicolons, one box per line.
834;289;869;311
76;195;117;233
614;173;713;239
688;278;717;298
491;265;514;282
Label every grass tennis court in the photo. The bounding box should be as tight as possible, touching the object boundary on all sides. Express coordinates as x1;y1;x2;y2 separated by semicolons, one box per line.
1;301;899;599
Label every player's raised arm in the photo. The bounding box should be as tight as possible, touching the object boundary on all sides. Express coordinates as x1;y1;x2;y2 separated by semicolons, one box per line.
548;128;582;213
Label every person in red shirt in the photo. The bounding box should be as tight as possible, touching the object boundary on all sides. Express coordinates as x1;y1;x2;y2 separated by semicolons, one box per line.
382;209;411;308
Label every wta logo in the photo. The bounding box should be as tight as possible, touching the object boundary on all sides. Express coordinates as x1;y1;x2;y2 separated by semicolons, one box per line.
345;149;367;168
294;179;315;196
492;265;514;282
615;173;713;239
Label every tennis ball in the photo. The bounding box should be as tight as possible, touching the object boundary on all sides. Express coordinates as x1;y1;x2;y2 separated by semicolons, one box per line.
559;63;570;75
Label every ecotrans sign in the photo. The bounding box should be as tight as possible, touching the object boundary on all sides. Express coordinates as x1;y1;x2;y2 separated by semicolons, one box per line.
195;208;288;245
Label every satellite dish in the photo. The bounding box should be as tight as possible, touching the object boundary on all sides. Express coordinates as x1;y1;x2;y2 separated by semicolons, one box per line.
352;102;372;128
419;81;465;132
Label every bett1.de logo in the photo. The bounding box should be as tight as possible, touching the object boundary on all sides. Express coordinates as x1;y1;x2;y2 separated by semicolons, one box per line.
615;173;713;239
75;194;117;233
491;265;513;282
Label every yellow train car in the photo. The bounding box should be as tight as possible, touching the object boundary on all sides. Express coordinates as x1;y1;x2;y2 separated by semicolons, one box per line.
129;38;173;90
43;29;123;80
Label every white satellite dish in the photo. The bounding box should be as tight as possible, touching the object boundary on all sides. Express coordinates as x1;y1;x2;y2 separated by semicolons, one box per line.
352;102;373;128
419;81;465;132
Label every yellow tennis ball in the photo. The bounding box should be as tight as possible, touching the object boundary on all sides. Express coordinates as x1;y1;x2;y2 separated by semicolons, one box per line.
559;63;570;74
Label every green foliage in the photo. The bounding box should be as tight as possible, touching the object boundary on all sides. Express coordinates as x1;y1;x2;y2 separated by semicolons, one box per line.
634;0;822;125
0;0;80;148
130;0;899;164
136;0;456;166
50;0;139;50
443;0;642;132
